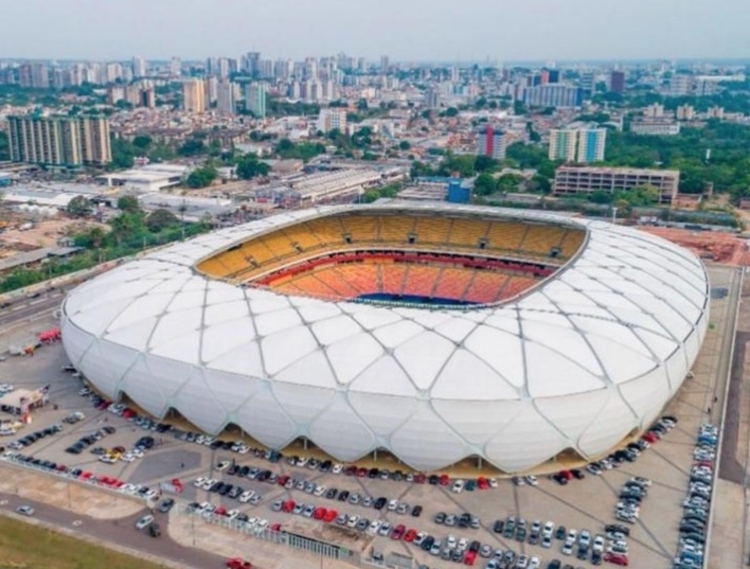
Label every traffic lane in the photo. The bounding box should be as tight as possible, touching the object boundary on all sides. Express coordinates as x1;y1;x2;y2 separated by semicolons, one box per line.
0;295;63;326
0;492;225;569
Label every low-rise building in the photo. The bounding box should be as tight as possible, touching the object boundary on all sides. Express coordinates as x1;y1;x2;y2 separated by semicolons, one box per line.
553;166;680;204
629;121;681;136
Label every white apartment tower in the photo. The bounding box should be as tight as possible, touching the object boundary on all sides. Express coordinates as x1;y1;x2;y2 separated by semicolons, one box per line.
317;109;348;133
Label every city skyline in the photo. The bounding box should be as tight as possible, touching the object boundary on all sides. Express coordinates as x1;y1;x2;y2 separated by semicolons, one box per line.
0;0;746;62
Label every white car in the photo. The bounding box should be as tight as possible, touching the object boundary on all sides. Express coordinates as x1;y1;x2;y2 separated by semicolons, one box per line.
296;457;309;467
452;480;465;493
16;505;34;516
98;455;117;464
347;515;360;528
528;556;541;569
132;448;144;459
314;485;326;497
332;464;343;474
579;530;591;548
488;478;498;488
368;520;382;535
447;535;457;548
120;453;135;463
216;460;231;471
202;478;217;491
135;514;154;529
561;540;574;555
193;476;207;488
593;535;606;553
226;509;240;521
414;531;427;545
239;490;255;503
524;475;538;486
387;499;398;511
458;537;468;552
543;521;555;538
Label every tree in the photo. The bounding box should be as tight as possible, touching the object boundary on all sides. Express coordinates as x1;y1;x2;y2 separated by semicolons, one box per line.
474;155;499;173
66;196;94;218
236;155;270;180
146;209;179;232
399;140;411;151
185;164;218;188
473;173;496;196
178;136;207;157
444;107;459;118
132;135;152;151
117;195;140;213
110;137;135;169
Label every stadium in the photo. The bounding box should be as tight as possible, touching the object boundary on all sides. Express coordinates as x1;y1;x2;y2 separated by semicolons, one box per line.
60;202;709;473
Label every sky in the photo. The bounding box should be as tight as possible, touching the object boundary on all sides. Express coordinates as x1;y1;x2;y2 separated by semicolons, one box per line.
1;0;747;62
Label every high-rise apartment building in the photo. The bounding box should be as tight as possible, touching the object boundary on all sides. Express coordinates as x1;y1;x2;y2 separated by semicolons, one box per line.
317;109;347;133
8;115;111;166
19;63;49;89
477;126;508;160
549;128;606;163
669;75;693;97
182;79;206;113
217;80;235;114
246;52;261;76
170;57;182;77
579;72;595;97
132;56;147;78
548;129;578;162
609;70;625;94
204;76;218;105
245;82;267;118
523;85;583;108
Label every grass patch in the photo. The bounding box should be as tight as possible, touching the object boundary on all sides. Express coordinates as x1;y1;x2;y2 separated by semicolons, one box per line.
0;516;168;568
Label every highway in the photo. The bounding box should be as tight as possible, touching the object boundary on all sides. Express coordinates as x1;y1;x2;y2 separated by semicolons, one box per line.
0;290;65;328
0;491;225;569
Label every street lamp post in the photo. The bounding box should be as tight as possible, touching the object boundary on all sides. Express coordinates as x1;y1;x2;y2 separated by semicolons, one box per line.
611;206;618;225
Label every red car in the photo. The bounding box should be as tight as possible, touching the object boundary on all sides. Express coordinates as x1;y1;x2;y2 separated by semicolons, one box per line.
403;528;417;542
438;474;450;486
215;506;227;516
464;551;477;566
226;558;252;569
356;467;368;478
559;470;573;480
603;552;629;566
694;460;713;469
282;500;296;513
277;475;290;486
270;523;282;532
344;465;357;476
171;478;184;492
323;509;338;523
313;507;327;520
642;432;658;443
477;477;489;490
390;524;406;540
122;408;136;419
80;471;93;480
413;473;426;484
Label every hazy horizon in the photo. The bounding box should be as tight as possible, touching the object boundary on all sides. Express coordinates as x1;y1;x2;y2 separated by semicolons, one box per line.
0;0;747;62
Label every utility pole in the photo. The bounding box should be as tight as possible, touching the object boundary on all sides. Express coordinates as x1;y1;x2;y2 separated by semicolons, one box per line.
611;206;618;225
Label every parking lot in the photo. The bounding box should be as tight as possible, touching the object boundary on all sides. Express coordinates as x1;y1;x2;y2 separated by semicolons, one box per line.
0;264;739;569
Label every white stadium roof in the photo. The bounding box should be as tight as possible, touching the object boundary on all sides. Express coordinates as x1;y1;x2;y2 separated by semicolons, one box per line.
61;203;709;472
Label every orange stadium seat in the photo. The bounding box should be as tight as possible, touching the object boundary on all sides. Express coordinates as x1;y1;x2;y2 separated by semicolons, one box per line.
464;272;510;304
413;217;451;246
557;229;586;259
336;263;380;296
379;216;415;244
499;276;539;300
305;217;348;247
433;268;474;300
402;265;441;297
340;215;380;243
381;263;409;295
485;222;529;252
517;225;566;256
446;218;489;249
313;267;360;297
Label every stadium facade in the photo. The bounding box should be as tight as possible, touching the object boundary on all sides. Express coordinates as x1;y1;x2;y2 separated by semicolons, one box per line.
61;203;709;473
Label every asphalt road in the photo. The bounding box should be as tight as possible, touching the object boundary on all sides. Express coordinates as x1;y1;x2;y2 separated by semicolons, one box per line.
0;291;64;327
0;491;226;569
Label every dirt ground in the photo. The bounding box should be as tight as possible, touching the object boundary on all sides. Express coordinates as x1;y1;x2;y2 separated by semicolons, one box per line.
0;462;143;520
640;226;750;265
0;218;107;258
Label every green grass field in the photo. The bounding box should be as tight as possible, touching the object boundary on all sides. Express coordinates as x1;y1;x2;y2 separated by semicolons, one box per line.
0;516;168;569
